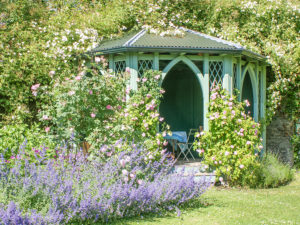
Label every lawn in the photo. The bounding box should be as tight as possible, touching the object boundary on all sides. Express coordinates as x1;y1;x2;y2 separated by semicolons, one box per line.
113;173;300;225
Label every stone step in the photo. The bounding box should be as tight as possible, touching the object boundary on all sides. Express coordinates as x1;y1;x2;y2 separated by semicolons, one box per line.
171;162;216;184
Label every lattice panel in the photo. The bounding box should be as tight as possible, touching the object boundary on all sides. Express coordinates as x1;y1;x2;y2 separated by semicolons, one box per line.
233;63;237;90
209;61;223;88
114;61;126;74
138;60;153;77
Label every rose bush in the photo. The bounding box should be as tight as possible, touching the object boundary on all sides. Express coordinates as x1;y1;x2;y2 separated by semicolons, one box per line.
87;70;170;161
194;86;263;186
39;58;127;145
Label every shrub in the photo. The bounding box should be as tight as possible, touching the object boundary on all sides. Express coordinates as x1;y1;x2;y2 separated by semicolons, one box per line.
39;59;127;145
87;70;170;160
257;153;294;188
0;141;211;224
193;86;263;186
291;134;300;168
0;123;55;165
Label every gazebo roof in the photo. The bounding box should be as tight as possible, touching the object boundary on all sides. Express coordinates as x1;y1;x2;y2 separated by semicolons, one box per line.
92;28;265;60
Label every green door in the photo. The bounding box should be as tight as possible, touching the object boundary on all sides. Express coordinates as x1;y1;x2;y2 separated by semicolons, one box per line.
159;62;203;134
242;71;254;118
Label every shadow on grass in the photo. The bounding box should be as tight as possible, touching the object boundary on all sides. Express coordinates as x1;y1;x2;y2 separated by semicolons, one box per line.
72;198;215;225
107;198;214;225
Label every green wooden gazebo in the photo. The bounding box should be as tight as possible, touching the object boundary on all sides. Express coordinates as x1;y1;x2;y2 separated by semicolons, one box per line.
92;28;268;149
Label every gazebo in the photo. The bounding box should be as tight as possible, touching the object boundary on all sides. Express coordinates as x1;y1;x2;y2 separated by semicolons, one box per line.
91;28;268;149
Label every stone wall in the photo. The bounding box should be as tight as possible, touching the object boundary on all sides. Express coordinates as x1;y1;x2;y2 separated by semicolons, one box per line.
266;113;294;167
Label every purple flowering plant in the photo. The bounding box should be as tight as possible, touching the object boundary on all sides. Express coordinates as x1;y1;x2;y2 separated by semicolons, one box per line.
0;141;211;224
193;86;263;186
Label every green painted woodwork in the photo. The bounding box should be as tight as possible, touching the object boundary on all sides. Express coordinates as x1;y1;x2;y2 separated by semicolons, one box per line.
159;61;203;134
242;71;254;118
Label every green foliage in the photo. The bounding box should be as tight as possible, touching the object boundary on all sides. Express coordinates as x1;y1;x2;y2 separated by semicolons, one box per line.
1;0;299;127
291;134;300;168
39;59;127;144
194;86;263;186
0;123;55;164
257;153;294;188
87;70;169;160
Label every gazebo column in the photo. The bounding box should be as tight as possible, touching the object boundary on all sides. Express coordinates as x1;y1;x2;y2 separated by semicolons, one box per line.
253;62;259;122
128;53;138;91
236;57;242;100
108;54;114;71
153;52;159;70
223;55;233;95
261;65;267;153
203;53;210;131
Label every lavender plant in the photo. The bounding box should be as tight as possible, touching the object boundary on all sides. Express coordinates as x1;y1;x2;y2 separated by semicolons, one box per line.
0;142;211;224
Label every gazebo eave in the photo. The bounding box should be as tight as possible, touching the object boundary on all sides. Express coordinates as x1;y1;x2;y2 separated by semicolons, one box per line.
91;47;266;61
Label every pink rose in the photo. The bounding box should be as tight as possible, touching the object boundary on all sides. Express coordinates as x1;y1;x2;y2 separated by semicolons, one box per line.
68;91;75;96
42;115;49;120
154;74;160;80
91;113;96;118
95;57;101;63
75;75;81;80
31;84;40;91
137;179;143;185
45;127;50;133
106;105;113;110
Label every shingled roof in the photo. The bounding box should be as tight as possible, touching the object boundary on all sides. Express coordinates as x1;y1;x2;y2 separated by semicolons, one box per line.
92;28;265;60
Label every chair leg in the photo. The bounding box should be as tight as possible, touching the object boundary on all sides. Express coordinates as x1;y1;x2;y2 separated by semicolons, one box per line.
176;145;189;161
187;145;196;160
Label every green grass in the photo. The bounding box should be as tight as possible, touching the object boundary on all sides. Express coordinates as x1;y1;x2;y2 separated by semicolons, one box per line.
111;173;300;225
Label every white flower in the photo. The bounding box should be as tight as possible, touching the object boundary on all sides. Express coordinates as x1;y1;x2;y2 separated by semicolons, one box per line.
95;57;101;63
122;169;128;176
62;36;67;42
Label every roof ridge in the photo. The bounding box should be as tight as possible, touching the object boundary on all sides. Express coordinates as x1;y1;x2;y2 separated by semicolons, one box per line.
181;27;244;49
124;30;146;47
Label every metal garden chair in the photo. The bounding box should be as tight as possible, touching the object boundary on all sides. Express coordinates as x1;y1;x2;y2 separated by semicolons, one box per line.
176;128;199;161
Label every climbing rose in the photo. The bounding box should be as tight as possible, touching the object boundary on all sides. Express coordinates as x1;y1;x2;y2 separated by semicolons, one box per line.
106;105;113;110
31;83;40;91
75;76;81;81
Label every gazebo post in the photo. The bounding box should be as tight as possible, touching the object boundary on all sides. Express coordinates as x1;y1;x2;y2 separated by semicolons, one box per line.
254;62;259;122
223;55;233;95
261;65;267;152
109;54;114;71
203;53;210;132
129;53;138;91
153;52;159;70
236;56;242;100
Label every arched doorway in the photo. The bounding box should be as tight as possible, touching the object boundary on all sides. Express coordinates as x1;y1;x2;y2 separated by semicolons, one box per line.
159;61;203;133
242;71;254;117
